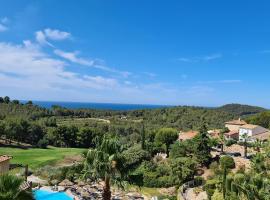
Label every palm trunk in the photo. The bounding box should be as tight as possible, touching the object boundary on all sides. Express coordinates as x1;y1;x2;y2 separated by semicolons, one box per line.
222;167;227;199
221;143;224;153
244;141;247;158
103;175;111;200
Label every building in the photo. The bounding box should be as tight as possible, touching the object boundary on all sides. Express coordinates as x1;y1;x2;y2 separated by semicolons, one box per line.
178;131;198;141
0;155;12;174
224;130;239;140
239;124;270;142
208;130;221;139
225;119;247;131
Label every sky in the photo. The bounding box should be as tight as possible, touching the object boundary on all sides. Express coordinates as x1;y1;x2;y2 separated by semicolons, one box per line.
0;0;270;107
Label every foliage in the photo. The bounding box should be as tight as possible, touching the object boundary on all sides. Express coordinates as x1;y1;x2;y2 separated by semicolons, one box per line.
246;111;270;129
170;157;198;186
155;128;178;153
218;104;266;116
193;124;212;164
225;139;237;147
84;135;127;200
0;174;34;200
122;145;151;170
220;156;235;170
37;138;49;149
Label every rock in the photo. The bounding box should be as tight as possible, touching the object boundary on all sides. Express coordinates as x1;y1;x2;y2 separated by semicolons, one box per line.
59;179;74;187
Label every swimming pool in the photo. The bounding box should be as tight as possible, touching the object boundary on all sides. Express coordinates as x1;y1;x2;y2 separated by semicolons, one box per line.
34;189;73;200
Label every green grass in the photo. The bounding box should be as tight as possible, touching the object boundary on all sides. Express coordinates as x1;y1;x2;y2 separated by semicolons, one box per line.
140;187;163;197
56;117;110;126
0;147;85;170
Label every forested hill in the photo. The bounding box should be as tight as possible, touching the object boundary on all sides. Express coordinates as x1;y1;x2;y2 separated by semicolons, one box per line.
217;103;266;116
126;104;267;130
0;96;267;130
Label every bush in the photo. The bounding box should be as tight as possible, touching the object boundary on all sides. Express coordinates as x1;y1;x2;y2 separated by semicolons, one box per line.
203;179;220;198
37;138;49;148
220;156;235;169
225;139;236;146
194;176;205;186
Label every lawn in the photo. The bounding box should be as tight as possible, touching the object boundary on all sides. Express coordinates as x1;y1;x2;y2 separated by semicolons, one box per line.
0;147;85;169
56;117;110;127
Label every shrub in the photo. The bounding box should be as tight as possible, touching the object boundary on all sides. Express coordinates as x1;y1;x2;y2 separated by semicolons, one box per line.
225;139;236;146
194;176;205;186
37;138;49;148
203;179;220;198
220;156;235;169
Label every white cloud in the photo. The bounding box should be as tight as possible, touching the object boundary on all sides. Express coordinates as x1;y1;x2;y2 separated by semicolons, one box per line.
54;49;131;77
0;41;218;105
202;54;222;61
35;28;71;46
0;42;120;93
44;28;71;40
177;53;222;62
35;31;53;47
54;49;94;66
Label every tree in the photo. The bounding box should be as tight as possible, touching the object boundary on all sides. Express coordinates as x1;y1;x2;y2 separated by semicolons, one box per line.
84;135;127;200
220;128;229;153
77;127;99;148
12;100;20;105
3;96;10;104
0;174;34;200
26;101;33;105
241;133;250;158
141;123;145;150
220;156;235;170
220;156;235;199
170;157;198;186
155;128;178;154
0;97;4;103
0;121;5;140
193;124;212;165
253;139;262;153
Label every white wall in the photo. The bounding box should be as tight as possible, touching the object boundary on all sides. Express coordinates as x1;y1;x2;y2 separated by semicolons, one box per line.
239;126;268;141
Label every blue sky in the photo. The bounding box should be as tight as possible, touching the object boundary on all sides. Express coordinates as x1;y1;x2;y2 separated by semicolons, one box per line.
0;0;270;107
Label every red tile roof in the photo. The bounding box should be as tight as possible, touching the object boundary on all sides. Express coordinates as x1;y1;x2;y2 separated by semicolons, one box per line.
224;130;239;136
179;131;198;141
225;119;247;125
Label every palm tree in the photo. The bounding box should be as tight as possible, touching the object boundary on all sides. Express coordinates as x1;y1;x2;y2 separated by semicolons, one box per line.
241;133;250;158
219;132;226;154
83;135;127;200
253;139;261;153
0;174;34;200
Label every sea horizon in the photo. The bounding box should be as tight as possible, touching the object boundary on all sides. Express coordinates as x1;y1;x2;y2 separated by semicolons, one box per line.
20;100;172;110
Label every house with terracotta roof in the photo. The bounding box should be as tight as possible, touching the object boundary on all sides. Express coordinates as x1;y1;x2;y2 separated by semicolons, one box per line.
208;130;221;139
0;155;12;174
239;124;270;142
225;118;247;131
224;130;239;140
178;130;198;141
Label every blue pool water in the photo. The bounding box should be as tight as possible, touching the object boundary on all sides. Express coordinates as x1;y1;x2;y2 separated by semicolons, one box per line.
34;189;73;200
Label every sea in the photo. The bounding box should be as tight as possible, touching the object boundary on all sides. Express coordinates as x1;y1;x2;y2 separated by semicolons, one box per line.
21;100;170;111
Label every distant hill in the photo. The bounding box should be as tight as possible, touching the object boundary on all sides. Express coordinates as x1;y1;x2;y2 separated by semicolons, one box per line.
217;103;267;116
